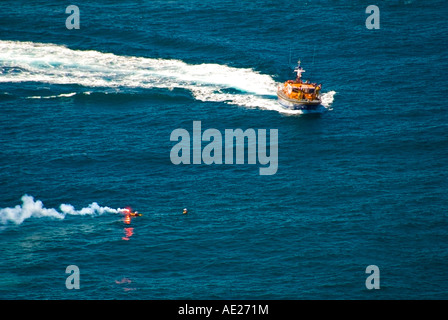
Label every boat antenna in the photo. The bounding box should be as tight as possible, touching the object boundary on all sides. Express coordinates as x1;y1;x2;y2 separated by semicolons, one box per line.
310;45;316;78
288;45;292;67
288;46;295;73
312;45;316;66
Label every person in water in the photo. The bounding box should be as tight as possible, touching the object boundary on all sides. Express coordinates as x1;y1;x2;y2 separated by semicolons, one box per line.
183;208;188;214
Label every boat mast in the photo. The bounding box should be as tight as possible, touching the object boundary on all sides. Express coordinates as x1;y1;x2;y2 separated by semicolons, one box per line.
294;60;305;83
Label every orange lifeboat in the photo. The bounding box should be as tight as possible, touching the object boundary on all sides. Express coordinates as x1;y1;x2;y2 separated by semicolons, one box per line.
277;60;322;111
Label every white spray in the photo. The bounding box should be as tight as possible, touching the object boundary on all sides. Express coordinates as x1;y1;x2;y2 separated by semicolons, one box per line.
0;195;122;225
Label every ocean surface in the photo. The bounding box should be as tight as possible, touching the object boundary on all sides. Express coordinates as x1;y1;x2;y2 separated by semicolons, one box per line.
1;0;447;299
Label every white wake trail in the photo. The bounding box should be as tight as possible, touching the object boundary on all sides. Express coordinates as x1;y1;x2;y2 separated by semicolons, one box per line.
0;40;334;113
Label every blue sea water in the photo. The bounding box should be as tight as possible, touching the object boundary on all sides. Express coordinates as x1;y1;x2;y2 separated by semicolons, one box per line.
0;0;447;299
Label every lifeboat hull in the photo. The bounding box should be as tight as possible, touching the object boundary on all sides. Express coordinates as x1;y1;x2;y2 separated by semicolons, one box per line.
277;89;321;111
